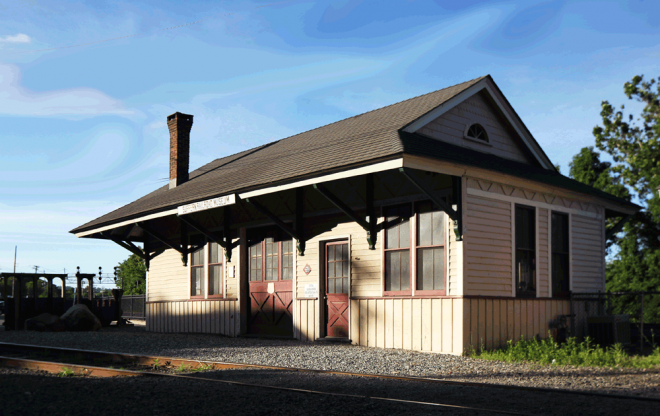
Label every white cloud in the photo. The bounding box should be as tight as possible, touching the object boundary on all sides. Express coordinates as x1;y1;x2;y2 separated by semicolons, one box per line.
0;33;31;43
0;63;133;117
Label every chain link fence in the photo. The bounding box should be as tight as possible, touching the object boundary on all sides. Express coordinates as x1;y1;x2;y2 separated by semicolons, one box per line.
571;291;660;353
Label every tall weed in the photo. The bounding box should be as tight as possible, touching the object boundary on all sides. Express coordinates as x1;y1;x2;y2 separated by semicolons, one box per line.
471;335;660;368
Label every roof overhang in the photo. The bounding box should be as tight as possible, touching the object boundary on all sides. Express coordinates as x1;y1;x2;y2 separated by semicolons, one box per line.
74;158;405;238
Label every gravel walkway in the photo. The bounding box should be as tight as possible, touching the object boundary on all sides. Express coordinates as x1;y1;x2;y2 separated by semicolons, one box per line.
1;325;659;399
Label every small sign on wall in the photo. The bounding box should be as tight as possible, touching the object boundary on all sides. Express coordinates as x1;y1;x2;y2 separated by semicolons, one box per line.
304;283;318;298
303;264;312;275
226;265;234;278
267;282;275;294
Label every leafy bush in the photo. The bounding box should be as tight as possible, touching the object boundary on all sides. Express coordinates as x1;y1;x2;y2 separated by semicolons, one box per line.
470;335;660;368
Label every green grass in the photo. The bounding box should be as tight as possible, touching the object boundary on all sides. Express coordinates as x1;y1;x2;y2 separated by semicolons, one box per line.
175;363;190;373
58;367;76;377
468;335;660;369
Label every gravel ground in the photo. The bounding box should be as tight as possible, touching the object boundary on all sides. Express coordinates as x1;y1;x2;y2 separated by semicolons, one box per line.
0;325;659;400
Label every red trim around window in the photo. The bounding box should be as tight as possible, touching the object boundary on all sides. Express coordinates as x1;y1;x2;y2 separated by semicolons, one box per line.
382;200;448;297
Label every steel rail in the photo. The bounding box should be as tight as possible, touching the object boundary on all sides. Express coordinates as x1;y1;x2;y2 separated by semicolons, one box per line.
0;341;658;404
0;354;529;416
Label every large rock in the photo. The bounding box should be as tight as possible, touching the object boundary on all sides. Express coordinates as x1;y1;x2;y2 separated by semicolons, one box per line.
24;313;67;332
61;304;102;331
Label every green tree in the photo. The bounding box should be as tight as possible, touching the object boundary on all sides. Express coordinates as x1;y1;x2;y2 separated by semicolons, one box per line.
116;254;146;295
569;75;660;322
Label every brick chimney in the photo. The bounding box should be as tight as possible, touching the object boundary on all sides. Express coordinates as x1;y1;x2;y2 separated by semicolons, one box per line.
167;112;193;189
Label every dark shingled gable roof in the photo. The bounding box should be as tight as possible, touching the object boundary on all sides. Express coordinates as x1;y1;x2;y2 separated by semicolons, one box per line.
71;75;637;234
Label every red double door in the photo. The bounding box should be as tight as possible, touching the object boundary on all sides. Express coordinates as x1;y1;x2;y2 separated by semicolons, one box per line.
325;241;350;338
248;231;294;337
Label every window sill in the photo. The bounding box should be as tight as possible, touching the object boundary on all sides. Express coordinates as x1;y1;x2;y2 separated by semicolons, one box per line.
463;135;493;146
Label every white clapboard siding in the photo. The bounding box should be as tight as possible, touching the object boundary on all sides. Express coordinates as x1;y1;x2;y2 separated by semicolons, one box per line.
295;220;381;299
349;297;464;355
464;195;512;297
146;300;239;336
148;249;188;302
538;208;550;297
418;92;531;164
571;215;605;292
224;238;240;298
463;298;569;351
448;217;461;296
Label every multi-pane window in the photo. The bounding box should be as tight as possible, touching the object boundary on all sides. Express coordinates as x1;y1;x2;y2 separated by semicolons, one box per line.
265;237;279;281
327;243;349;294
208;242;223;296
515;205;536;298
249;231;293;282
190;246;205;297
282;240;294;280
384;201;447;295
249;242;262;282
551;212;570;298
416;201;445;292
384;204;411;293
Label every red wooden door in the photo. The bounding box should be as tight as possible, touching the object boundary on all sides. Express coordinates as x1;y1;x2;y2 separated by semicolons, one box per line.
325;241;349;338
248;235;294;337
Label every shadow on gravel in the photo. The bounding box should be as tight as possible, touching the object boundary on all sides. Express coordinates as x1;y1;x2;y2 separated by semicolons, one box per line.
2;368;657;416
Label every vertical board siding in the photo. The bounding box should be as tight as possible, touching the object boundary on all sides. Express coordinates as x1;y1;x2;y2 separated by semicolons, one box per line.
571;215;605;292
294;299;321;342
417;92;532;164
145;300;238;336
464;195;512;297
463;298;569;352
347;297;462;355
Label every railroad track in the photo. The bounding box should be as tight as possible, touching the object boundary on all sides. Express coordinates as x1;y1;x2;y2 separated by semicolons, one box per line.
0;341;657;415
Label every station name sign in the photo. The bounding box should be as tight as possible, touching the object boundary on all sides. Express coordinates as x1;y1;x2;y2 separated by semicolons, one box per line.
177;194;236;216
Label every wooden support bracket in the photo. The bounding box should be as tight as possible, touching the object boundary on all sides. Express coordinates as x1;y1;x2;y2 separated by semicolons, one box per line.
244;197;301;242
177;214;235;262
399;167;463;241
605;214;632;241
313;182;376;249
136;222;188;265
101;232;146;259
295;188;305;256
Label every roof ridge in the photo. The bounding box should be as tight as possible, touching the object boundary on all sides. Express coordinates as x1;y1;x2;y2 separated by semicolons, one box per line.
183;75;488;177
276;75;488;142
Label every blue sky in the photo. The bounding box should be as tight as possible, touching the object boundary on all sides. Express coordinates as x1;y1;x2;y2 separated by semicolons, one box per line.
0;0;658;283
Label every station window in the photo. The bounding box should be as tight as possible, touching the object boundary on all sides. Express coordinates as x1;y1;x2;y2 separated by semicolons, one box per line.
551;212;570;298
515;205;536;298
383;201;447;296
208;242;223;297
190;246;205;298
249;230;293;282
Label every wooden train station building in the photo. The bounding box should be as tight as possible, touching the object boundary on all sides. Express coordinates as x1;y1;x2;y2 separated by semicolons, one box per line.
71;75;639;354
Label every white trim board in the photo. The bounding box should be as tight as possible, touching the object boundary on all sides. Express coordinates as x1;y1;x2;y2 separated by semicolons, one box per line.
239;159;404;199
467;188;602;220
402;79;553;170
74;209;178;238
